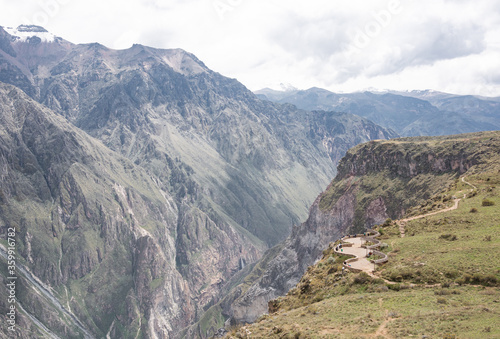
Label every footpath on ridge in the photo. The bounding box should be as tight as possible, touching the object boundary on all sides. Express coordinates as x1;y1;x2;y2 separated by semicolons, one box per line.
397;176;475;237
334;176;476;274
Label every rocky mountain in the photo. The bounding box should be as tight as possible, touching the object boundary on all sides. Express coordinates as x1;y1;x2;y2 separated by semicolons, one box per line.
0;82;202;338
256;87;500;137
229;131;499;324
0;25;396;338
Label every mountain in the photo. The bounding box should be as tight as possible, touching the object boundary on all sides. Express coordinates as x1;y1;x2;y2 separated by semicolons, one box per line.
229;130;500;325
229;130;500;338
0;25;396;338
0;82;199;338
256;87;500;137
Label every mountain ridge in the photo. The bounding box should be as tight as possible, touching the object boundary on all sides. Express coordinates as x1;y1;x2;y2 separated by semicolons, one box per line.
255;87;500;137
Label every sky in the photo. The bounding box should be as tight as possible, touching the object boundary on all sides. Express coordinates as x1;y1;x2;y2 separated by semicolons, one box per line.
1;0;500;96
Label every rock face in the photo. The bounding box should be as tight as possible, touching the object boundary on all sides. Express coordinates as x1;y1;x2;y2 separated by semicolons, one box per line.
230;132;493;323
0;83;194;337
0;26;396;338
0;25;396;246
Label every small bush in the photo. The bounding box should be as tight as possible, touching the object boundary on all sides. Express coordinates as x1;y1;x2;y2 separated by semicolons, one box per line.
387;283;401;291
435;289;451;296
458;273;499;286
437;297;447;304
439;234;457;241
352;272;371;285
482;199;495;206
382;218;392;227
467;190;478;198
312;295;324;303
469;208;478;213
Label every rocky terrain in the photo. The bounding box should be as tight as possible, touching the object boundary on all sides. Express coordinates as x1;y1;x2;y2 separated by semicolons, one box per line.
0;25;396;338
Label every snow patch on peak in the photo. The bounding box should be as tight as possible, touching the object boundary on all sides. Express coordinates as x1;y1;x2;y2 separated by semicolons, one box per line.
4;25;57;43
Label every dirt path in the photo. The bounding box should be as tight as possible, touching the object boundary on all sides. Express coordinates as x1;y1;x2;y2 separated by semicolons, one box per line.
396;176;476;237
396;198;461;237
373;312;395;339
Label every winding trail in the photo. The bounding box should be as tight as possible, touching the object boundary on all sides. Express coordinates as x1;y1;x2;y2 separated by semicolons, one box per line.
396;176;475;237
334;237;376;273
331;177;478;338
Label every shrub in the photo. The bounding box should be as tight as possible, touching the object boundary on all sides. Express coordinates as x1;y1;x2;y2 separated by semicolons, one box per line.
312;295;324;303
437;297;447;304
467;190;478;198
439;234;457;241
435;289;451;296
387;283;401;291
352;272;371;285
458;273;499;286
482;199;495;206
382;218;392;227
469;208;478;213
327;266;338;274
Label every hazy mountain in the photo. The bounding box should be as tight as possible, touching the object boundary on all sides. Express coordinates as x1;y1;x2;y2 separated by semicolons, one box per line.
256;87;500;137
0;25;396;338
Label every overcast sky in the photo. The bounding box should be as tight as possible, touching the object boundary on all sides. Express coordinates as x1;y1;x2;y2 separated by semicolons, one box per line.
1;0;500;96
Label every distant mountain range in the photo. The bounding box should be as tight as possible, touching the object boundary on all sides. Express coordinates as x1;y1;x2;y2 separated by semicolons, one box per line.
255;87;500;136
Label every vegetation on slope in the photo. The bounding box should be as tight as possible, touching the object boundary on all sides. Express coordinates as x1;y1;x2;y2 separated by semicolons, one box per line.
320;131;500;233
227;131;500;338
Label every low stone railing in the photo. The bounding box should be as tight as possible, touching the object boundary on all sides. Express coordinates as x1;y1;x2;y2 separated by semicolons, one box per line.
334;229;388;272
371;250;389;264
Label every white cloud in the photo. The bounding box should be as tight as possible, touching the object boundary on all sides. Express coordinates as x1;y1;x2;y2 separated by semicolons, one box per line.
0;0;499;96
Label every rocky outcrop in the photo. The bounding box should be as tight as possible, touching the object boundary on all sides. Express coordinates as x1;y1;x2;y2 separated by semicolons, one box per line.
337;137;477;179
230;132;497;324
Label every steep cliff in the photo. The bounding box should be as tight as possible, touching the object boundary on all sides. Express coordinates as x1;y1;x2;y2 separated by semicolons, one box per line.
0;83;262;338
230;131;498;324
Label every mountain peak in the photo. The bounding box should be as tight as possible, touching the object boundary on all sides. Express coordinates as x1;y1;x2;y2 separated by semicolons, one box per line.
3;24;58;43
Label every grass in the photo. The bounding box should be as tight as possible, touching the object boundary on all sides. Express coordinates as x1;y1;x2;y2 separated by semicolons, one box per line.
229;286;499;338
227;132;500;338
381;172;500;286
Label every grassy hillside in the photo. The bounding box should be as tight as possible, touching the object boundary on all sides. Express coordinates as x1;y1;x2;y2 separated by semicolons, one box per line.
227;132;500;338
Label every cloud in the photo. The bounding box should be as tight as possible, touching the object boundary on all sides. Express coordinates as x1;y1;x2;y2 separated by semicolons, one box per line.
0;0;499;96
